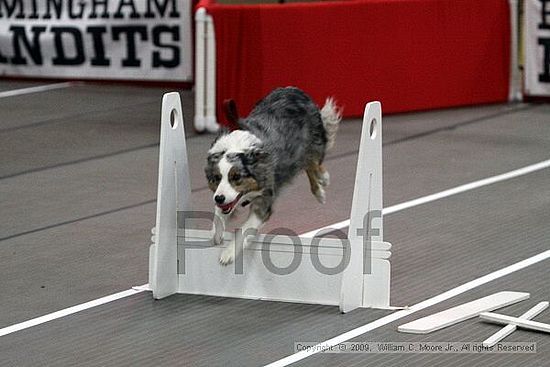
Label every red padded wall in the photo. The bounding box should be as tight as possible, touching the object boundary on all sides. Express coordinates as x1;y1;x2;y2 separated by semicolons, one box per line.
198;0;511;125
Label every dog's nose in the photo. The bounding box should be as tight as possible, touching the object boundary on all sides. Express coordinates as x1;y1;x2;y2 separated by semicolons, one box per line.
214;195;225;204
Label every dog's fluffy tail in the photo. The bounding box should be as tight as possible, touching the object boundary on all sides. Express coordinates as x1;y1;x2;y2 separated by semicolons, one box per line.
320;97;341;150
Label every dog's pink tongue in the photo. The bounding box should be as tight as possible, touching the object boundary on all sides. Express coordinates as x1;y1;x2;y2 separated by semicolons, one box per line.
219;202;233;211
217;195;241;212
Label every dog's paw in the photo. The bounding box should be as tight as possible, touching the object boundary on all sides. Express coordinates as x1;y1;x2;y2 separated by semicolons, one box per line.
318;171;330;187
219;247;234;265
314;187;326;204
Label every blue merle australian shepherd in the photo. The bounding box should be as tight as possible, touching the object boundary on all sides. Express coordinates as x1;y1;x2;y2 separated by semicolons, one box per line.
205;87;341;264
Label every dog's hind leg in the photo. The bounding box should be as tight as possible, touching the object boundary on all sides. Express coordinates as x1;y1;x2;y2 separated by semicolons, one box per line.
306;162;328;204
316;164;330;188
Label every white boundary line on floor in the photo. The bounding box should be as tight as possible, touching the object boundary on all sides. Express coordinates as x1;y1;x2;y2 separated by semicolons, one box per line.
1;158;549;338
265;249;550;367
300;158;550;237
0;82;77;99
0;288;144;337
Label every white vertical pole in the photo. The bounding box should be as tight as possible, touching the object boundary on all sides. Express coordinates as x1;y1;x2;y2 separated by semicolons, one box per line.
205;14;219;132
150;93;192;299
508;0;522;101
194;8;207;132
340;102;389;313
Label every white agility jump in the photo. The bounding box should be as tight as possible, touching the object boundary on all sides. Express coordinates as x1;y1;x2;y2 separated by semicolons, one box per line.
149;93;392;313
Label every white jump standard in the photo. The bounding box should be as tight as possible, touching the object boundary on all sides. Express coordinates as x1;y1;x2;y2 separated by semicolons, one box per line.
149;93;393;312
194;8;218;133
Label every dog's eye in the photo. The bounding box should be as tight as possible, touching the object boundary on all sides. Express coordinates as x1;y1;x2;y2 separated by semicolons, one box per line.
231;173;242;183
209;175;221;183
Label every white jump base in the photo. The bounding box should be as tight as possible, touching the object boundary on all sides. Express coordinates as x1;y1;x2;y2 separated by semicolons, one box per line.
149;93;392;313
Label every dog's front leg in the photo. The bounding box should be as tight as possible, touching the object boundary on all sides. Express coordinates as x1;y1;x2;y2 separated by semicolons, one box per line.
219;211;263;265
211;206;228;246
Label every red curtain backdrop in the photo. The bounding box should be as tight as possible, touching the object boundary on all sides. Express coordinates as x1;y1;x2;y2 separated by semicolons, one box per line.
197;0;511;125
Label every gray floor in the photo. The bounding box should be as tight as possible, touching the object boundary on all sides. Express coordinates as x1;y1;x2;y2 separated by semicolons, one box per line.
0;81;549;366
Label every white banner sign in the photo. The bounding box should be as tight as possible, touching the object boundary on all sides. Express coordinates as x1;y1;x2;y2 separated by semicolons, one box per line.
0;0;192;81
525;0;550;95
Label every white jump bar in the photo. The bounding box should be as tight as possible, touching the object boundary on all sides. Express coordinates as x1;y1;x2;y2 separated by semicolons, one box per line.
398;291;530;334
480;311;550;333
482;301;549;347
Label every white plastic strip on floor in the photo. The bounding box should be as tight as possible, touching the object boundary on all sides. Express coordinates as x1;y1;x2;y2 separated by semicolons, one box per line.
0;82;77;99
300;158;550;238
397;291;530;334
264;249;550;367
479;312;550;333
2;159;550;339
482;301;549;347
0;287;145;337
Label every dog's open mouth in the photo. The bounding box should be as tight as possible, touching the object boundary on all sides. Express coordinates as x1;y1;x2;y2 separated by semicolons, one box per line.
217;193;243;214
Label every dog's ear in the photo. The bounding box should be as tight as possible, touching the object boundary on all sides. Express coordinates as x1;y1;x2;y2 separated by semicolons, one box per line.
206;152;223;165
243;147;269;165
223;99;240;130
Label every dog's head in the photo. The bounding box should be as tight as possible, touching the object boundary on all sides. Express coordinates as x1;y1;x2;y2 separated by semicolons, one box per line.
205;130;270;214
